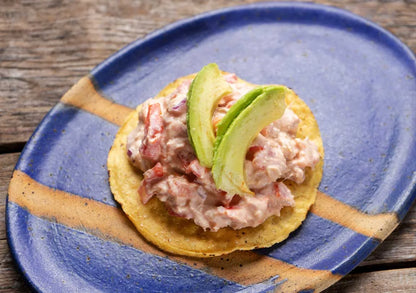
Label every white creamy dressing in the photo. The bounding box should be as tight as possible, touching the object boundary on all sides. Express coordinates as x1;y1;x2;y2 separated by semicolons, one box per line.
127;74;320;231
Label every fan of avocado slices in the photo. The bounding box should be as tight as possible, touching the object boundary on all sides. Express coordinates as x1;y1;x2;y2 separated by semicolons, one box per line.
186;63;287;196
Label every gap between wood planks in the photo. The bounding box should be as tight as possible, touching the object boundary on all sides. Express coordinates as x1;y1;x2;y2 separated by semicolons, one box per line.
353;260;416;274
0;142;26;155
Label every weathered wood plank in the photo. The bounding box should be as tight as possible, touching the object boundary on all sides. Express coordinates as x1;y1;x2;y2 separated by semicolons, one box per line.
0;240;31;293
324;267;416;292
0;153;20;240
1;0;415;146
0;153;30;292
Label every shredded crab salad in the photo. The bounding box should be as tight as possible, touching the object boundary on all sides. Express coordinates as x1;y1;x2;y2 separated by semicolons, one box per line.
126;74;320;231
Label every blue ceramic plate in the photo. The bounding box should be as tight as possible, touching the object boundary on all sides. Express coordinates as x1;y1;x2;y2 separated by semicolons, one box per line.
7;2;416;292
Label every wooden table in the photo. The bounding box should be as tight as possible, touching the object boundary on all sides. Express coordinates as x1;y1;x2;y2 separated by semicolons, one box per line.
1;1;415;292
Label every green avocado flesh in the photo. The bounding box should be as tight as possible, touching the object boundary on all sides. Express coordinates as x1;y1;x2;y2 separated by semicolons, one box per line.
214;86;266;151
187;63;232;167
212;86;287;196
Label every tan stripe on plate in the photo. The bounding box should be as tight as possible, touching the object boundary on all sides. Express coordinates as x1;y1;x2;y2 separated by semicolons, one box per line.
60;75;133;126
311;191;399;241
8;170;340;292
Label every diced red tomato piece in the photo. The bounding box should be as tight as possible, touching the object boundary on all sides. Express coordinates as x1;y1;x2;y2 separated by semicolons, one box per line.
260;127;268;136
245;145;264;161
223;194;241;209
185;160;208;179
138;162;165;204
140;103;163;161
274;182;281;198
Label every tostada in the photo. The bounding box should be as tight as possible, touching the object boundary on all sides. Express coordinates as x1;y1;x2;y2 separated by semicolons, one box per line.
108;63;324;257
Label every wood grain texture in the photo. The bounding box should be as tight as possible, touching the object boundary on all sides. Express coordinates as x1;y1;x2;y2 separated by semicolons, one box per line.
0;153;31;292
325;267;416;293
1;0;415;146
1;0;415;292
0;153;20;240
0;240;32;293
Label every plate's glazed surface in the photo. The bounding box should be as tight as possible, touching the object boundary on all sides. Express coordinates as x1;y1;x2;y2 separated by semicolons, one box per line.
7;2;416;292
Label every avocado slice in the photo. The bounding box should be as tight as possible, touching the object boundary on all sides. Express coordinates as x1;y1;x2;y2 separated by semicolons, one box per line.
212;86;287;196
214;86;265;151
187;63;232;167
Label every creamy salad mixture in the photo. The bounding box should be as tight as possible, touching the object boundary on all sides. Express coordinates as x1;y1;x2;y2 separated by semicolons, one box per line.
126;74;320;231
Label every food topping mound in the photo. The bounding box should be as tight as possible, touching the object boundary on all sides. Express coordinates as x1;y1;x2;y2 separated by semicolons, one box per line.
126;73;319;231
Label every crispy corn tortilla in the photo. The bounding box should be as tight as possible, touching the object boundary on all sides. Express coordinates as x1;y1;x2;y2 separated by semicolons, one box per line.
107;74;324;257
